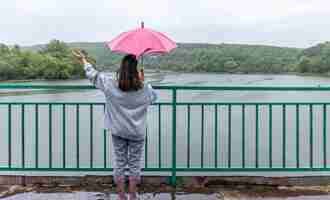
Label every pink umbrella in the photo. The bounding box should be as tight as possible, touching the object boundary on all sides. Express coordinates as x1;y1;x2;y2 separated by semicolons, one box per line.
106;22;177;58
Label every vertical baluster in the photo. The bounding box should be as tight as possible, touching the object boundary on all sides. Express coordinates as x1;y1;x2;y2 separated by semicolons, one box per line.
158;104;162;169
90;104;93;168
103;130;107;168
310;104;313;168
228;104;232;168
35;104;39;169
215;104;218;168
282;105;286;168
8;104;11;169
22;104;25;169
49;104;52;168
171;89;177;186
145;125;148;169
269;104;272;168
242;104;245;168
76;104;80;168
103;104;107;169
62;104;66;168
324;104;327;168
187;105;191;168
201;105;204;168
255;104;259;168
296;104;300;168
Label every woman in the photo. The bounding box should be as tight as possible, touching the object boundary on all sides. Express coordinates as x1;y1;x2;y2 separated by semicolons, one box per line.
73;50;157;200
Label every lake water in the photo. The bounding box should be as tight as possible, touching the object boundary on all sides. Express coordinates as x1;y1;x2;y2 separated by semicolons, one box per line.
1;73;330;174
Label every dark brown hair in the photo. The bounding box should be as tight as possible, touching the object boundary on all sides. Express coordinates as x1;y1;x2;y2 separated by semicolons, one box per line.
117;54;143;92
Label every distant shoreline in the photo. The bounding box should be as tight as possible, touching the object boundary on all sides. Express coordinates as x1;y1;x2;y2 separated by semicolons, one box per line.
1;69;329;84
0;79;35;83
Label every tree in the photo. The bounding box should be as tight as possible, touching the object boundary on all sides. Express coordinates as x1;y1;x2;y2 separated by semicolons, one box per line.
0;60;15;80
12;44;21;54
224;59;239;72
0;40;90;81
297;56;312;73
40;39;70;59
0;44;10;55
42;55;73;79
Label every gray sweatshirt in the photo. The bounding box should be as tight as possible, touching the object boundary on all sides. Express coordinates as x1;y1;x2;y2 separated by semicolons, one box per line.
84;63;157;141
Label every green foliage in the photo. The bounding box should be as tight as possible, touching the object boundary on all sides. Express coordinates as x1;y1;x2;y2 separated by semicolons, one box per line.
40;40;70;59
297;42;330;74
43;42;302;74
148;43;302;73
0;44;10;54
5;41;330;81
0;41;87;81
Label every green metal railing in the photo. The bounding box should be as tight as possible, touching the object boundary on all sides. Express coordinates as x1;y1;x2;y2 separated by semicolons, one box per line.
1;84;330;186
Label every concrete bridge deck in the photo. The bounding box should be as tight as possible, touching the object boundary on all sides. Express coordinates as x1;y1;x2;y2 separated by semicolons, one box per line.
2;175;330;199
2;184;330;200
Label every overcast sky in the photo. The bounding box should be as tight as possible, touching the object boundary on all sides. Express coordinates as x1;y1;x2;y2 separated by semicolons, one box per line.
1;0;329;47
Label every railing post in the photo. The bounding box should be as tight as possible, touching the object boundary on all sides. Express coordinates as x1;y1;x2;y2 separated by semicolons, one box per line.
171;88;177;187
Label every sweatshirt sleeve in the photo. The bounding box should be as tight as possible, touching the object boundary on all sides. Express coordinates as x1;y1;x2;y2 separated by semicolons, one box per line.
147;84;158;104
84;62;112;92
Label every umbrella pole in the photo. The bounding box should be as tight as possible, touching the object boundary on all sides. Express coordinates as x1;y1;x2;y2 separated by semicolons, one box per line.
140;56;145;81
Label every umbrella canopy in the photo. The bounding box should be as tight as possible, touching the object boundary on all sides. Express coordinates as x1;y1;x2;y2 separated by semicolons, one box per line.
106;22;177;58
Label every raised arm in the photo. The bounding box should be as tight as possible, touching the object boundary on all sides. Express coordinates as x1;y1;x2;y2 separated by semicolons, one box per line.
72;49;112;92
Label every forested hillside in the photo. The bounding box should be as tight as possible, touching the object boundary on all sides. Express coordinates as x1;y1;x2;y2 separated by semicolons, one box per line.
0;40;94;80
147;43;301;73
2;40;330;81
27;42;303;73
65;42;330;75
24;42;122;70
296;42;330;75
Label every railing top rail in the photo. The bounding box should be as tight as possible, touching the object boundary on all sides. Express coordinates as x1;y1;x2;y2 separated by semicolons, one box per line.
1;84;330;91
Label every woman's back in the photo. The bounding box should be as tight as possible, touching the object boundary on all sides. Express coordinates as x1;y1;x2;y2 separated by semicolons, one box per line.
102;77;157;140
83;54;157;141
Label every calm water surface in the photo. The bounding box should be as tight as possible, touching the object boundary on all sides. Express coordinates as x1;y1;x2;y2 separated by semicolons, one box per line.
1;73;330;174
